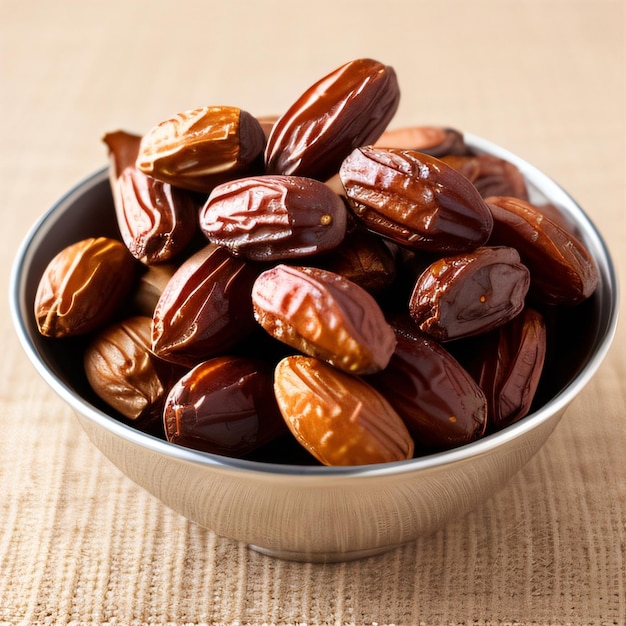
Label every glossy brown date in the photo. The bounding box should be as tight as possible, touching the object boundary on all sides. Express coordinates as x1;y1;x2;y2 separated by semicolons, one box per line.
374;125;468;157
471;307;547;429
367;323;487;449
104;130;198;264
486;195;599;305
136;106;266;193
163;356;287;457
34;237;137;338
316;226;397;293
409;246;531;341
265;58;400;181
274;355;414;466
199;175;347;261
84;316;169;435
152;243;259;367
251;264;396;374
339;146;494;252
441;153;529;201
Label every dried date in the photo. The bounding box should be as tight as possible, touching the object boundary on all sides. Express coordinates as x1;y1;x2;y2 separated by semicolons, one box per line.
163;356;287;456
486;195;599;305
274;355;414;466
136;106;266;193
84;316;172;435
152;243;259;367
199;175;347;261
374;125;468;157
252;264;396;374
339;146;494;252
368;323;488;449
441;153;529;201
35;237;137;338
409;246;531;341
471;307;547;430
265;58;400;180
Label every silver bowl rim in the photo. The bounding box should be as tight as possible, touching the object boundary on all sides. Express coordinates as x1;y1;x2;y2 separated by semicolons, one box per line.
9;133;620;479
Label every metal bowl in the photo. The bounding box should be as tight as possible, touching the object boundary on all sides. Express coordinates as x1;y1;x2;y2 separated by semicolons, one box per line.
10;135;619;562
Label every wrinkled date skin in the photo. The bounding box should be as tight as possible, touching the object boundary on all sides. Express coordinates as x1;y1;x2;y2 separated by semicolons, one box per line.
104;130;198;264
471;307;547;430
152;244;259;367
339;146;494;253
35;237;137;338
199;175;347;261
116;167;199;264
84;316;172;436
274;355;414;466
136;106;266;193
486;195;599;306
374;125;469;158
409;246;531;341
252;264;396;374
317;227;397;293
163;356;287;457
441;154;529;201
265;58;400;181
367;323;488;450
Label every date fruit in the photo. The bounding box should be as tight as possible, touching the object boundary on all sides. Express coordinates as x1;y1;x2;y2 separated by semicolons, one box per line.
84;316;168;429
199;175;347;261
441;153;529;201
374;125;468;157
252;264;396;374
409;246;531;341
265;58;400;180
136;106;266;193
317;227;397;293
339;146;494;252
471;307;547;430
486;195;599;305
368;323;488;449
35;237;136;338
274;355;414;466
152;244;259;367
163;356;286;456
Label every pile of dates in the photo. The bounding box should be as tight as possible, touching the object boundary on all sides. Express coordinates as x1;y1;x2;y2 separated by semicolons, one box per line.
34;58;599;466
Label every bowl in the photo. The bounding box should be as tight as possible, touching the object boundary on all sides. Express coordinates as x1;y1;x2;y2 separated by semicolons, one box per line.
10;134;619;562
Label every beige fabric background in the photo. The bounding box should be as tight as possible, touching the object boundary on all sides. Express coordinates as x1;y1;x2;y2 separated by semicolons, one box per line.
1;1;625;624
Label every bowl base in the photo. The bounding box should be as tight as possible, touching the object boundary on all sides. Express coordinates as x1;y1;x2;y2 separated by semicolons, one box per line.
247;541;406;563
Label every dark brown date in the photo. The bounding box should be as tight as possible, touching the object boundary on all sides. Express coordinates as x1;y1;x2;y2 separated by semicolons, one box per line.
339;147;494;252
316;227;397;293
409;246;531;341
163;356;286;457
486;195;599;305
104;130;199;264
374;126;469;157
367;323;487;449
152;244;259;367
252;264;396;374
199;175;347;261
441;153;529;201
265;58;400;180
472;307;547;430
116;168;199;264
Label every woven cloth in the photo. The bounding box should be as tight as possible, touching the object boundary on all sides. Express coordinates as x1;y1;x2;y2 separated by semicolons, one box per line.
1;1;624;624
